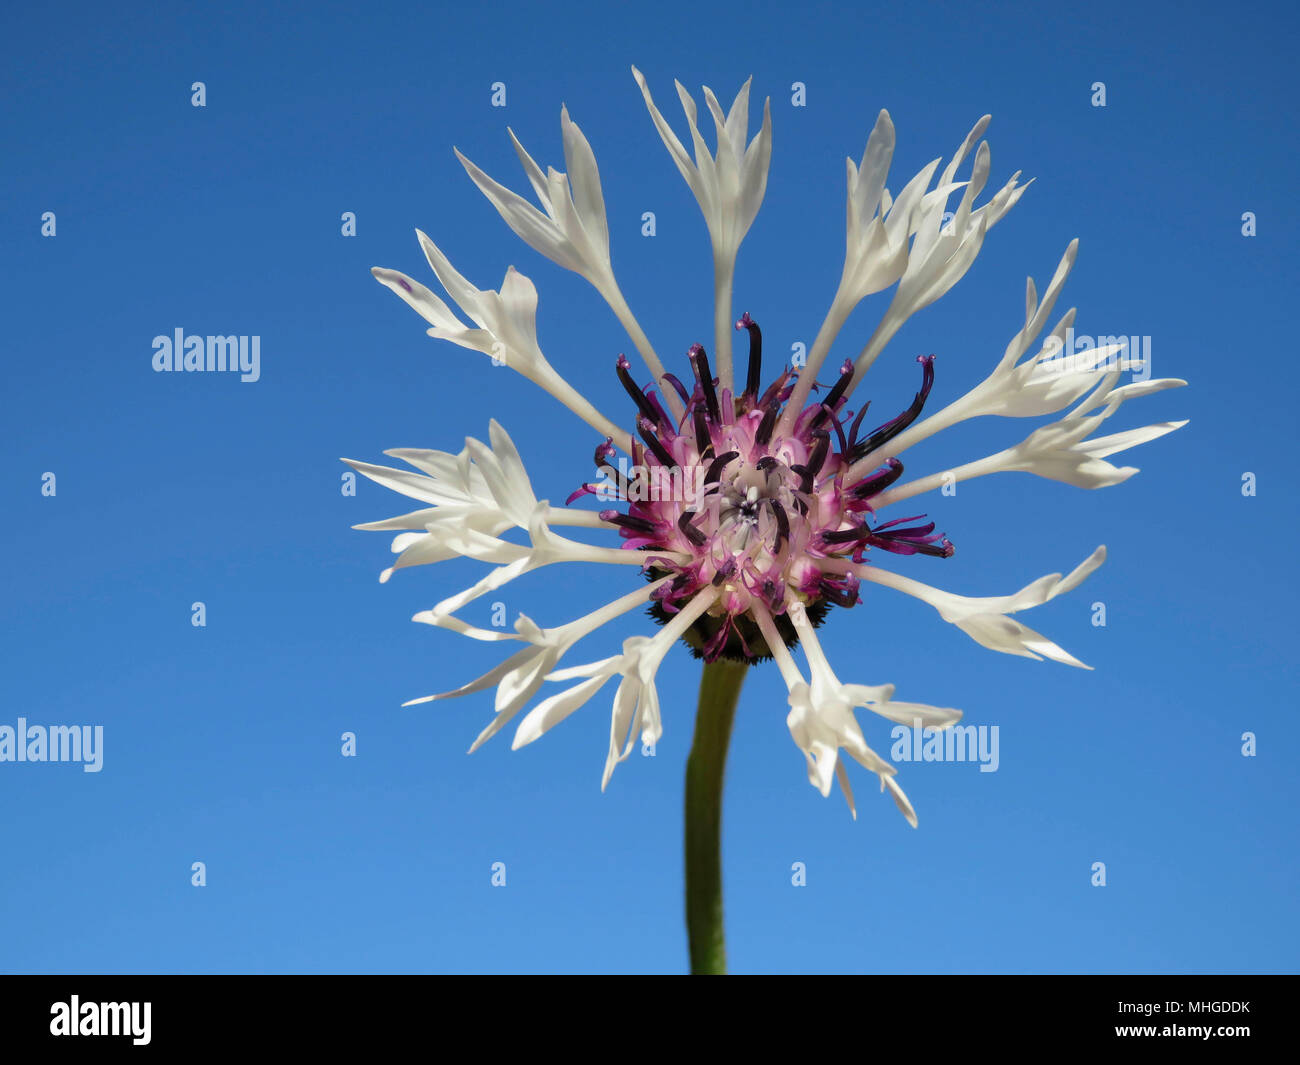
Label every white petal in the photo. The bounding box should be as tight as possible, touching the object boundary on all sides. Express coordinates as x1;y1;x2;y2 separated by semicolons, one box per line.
882;774;919;828
835;760;858;819
371;267;460;330
512;673;614;749
559;105;610;256
453;151;583;275
343;458;459;507
867;699;964;730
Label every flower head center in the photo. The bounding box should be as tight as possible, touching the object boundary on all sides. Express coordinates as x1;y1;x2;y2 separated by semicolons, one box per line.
572;313;952;663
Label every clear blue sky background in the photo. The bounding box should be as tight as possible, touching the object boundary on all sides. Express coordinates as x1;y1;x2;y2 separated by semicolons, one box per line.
2;0;1295;974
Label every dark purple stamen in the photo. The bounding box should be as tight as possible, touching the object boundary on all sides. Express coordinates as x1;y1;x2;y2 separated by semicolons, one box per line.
600;510;660;535
770;499;790;548
850;355;936;462
820;525;873;544
805;431;831;477
677;511;708;546
871;535;954;558
819;572;861;607
873;514;936;536
704;450;739;486
736;312;762;400
595;463;634;498
617;354;663;426
810;360;855;429
693;405;713;457
637;416;676;467
847;402;872;449
850;457;905;497
689;344;721;422
824;513;954;558
791;432;830;495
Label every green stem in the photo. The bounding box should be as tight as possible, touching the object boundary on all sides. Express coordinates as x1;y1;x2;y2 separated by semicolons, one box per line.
684;656;748;975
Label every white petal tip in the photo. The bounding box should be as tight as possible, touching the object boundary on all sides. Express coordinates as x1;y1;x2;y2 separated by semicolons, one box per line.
510;730;537;751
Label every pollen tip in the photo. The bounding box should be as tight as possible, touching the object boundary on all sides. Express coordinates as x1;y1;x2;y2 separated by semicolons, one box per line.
840;359;853;375
736;311;753;329
688;343;704;357
616;352;630;370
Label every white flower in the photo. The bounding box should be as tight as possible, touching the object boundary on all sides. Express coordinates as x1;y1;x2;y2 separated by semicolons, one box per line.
454;106;678;416
456;107;612;286
407;580;679;755
870;369;1187;499
343;419;612;582
855;547;1108;667
754;599;961;825
632;67;772;389
354;71;1186;826
781;112;1027;428
372;230;631;447
846;241;1188;483
512;590;719;789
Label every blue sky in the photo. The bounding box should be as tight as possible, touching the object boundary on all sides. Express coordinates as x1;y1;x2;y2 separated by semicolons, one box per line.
1;0;1295;974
